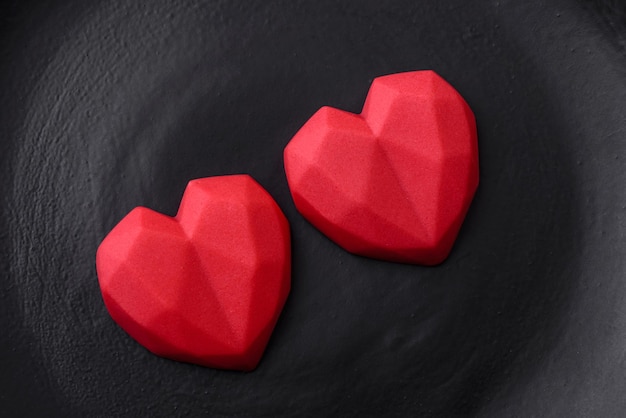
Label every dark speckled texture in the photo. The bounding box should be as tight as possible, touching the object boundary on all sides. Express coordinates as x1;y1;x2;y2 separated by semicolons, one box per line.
1;0;626;416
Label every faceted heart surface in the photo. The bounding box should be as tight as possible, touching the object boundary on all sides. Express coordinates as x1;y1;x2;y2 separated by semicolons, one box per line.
284;70;479;265
96;175;290;371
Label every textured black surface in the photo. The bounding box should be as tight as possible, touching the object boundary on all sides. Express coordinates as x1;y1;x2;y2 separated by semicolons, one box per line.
2;0;626;416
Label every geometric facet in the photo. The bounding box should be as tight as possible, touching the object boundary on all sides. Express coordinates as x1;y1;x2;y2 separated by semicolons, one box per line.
284;70;479;265
96;174;290;371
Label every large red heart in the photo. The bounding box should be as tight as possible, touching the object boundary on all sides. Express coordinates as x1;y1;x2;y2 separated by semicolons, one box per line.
284;70;478;265
96;175;290;371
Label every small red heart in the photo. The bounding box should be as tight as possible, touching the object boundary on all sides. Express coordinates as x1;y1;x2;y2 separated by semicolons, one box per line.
284;70;478;265
96;175;290;371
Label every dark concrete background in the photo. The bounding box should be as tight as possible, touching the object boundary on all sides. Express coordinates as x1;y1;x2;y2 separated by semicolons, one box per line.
1;1;625;416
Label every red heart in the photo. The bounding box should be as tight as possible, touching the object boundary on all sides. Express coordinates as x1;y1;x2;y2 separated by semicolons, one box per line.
284;70;478;265
96;175;290;371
